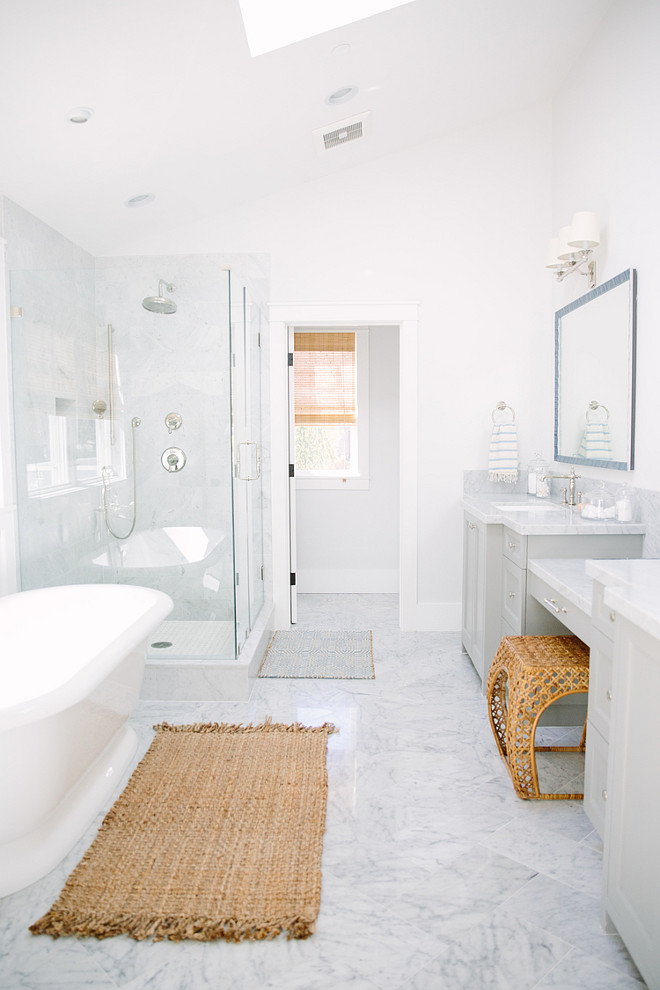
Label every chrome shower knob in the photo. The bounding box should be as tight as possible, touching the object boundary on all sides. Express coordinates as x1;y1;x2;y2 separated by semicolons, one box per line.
161;446;186;472
165;412;182;433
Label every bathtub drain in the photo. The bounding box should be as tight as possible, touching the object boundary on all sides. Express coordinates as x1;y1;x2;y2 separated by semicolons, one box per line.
151;641;173;649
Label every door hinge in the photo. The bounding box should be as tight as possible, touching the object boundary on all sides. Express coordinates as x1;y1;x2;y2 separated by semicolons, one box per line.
288;352;294;366
290;572;296;586
260;563;264;581
235;572;240;586
232;353;236;367
289;463;295;478
257;332;261;347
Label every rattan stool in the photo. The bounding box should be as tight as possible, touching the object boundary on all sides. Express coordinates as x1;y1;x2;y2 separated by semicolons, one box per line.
487;635;590;800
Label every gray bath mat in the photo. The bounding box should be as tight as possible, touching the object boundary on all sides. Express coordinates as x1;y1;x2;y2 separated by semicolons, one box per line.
258;630;374;679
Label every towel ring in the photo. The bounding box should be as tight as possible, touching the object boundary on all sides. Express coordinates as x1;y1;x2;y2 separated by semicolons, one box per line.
586;400;610;422
492;401;515;423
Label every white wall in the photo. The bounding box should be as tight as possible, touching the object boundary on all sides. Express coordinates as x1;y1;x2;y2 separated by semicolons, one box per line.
551;0;660;492
140;103;553;622
3;3;654;624
296;325;399;593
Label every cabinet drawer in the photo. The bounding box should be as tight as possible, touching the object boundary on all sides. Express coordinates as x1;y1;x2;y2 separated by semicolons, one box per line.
584;720;609;838
502;527;526;567
592;580;617;640
527;571;592;644
501;557;525;631
588;633;614;741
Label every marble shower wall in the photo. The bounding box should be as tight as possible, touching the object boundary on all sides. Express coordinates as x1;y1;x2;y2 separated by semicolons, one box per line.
5;196;271;625
4;198;102;590
94;253;271;621
94;254;235;619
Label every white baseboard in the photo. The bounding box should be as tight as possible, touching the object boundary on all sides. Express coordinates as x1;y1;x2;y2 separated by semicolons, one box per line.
297;568;399;594
413;602;462;631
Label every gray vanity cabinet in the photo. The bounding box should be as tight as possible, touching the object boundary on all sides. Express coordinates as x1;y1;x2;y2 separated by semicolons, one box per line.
461;512;501;686
583;582;617;836
461;511;643;692
603;615;660;989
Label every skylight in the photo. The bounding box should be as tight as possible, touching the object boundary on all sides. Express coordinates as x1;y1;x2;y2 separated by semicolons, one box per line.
238;0;415;56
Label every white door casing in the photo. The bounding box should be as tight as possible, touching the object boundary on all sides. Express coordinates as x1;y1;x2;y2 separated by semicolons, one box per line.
269;301;419;630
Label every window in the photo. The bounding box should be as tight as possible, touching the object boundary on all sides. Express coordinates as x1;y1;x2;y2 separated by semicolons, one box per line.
293;328;369;489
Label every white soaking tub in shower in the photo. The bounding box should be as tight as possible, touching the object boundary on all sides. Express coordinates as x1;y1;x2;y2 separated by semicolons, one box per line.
92;526;225;570
0;583;173;897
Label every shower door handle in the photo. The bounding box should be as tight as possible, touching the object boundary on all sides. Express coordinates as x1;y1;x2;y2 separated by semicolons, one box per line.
237;441;261;481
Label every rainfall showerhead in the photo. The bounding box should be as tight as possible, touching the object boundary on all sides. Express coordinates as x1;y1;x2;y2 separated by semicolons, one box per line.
142;279;177;314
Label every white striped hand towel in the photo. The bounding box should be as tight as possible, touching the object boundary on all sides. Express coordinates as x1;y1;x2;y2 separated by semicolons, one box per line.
578;422;613;460
488;422;519;483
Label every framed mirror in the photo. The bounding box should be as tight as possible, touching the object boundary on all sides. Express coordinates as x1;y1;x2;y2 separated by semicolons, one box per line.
555;268;637;471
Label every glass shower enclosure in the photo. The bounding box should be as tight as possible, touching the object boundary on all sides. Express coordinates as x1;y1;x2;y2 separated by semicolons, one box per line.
9;254;265;661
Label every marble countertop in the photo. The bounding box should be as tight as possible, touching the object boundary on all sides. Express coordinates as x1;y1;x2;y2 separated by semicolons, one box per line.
586;558;660;642
462;493;647;536
527;558;594;616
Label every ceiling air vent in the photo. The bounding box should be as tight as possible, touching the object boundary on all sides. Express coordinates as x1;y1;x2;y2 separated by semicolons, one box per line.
313;112;371;154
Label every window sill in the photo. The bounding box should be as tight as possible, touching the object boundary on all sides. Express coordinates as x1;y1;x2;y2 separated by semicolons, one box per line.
296;477;370;491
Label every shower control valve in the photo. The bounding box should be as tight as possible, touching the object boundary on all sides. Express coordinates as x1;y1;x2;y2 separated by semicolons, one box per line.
161;446;187;472
165;412;182;434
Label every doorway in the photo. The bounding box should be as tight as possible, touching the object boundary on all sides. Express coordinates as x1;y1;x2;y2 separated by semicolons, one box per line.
288;324;400;620
269;301;419;630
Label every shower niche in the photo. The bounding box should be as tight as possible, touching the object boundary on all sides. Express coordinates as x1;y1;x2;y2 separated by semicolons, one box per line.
9;254;268;678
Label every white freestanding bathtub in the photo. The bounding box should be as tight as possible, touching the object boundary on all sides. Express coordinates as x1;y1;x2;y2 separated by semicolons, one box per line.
0;583;173;897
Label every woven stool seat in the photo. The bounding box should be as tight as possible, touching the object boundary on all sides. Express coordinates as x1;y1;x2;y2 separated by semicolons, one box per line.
487;636;590;800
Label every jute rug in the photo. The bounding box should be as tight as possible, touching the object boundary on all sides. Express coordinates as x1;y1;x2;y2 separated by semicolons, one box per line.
258;630;374;679
30;720;337;943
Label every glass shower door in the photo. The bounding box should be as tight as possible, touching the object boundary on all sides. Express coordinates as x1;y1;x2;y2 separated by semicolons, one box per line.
230;281;264;652
246;287;264;627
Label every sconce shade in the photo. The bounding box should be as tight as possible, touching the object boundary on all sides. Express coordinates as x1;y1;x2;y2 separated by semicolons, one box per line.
567;211;600;249
545;237;565;269
557;225;581;261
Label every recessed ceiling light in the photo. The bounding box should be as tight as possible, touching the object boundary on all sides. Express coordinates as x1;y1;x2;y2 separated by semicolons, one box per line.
125;194;155;208
327;86;358;105
67;107;93;124
332;43;352;56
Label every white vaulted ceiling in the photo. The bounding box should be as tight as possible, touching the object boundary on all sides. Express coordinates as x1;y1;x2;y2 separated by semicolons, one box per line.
0;0;614;255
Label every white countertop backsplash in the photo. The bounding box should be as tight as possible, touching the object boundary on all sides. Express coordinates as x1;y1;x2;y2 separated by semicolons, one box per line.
462;493;646;537
465;469;660;554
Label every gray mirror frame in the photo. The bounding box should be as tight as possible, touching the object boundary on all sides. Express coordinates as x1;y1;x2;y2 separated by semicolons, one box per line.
554;268;637;471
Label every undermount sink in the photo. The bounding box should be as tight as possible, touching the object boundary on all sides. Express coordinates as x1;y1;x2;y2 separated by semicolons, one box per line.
492;501;565;512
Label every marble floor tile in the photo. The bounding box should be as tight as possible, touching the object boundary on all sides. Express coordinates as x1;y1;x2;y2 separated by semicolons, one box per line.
480;817;605;899
534;946;647;989
400;907;573;990
503;874;644;981
0;594;648;990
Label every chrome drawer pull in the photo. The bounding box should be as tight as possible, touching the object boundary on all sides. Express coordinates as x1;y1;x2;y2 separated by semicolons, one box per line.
543;597;567;614
468;522;476;530
606;689;613;701
602;789;608;801
508;541;517;551
610;611;616;622
508;591;517;598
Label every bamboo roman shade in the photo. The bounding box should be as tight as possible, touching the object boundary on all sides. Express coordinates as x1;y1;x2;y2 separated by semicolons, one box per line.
294;332;356;425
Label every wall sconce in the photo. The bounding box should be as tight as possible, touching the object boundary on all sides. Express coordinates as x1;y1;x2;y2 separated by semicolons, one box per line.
546;211;600;289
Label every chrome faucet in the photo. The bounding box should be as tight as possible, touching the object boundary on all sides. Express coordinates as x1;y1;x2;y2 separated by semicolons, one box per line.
540;466;581;506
